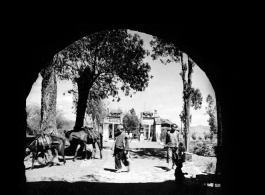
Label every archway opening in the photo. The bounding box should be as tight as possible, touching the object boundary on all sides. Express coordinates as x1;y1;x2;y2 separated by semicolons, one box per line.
24;28;220;193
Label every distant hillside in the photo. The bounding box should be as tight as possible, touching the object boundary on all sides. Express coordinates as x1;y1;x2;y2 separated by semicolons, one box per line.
189;125;210;135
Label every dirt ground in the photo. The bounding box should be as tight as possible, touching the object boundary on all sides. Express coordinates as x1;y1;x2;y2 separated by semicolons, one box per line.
24;142;218;195
24;147;216;180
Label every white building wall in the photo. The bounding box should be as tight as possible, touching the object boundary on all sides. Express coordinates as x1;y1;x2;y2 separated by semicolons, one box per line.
156;124;161;142
103;123;109;142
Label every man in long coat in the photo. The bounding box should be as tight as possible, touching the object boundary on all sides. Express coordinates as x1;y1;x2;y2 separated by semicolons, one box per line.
112;124;130;173
165;124;180;171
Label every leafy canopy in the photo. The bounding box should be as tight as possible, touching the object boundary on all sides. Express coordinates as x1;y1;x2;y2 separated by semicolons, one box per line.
85;95;108;127
150;36;181;64
150;36;203;123
54;29;152;101
63;82;108;127
205;94;217;134
26;103;73;135
123;108;140;132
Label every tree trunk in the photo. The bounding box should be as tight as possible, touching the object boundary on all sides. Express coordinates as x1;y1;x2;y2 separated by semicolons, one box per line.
185;57;193;152
74;84;90;130
180;53;192;152
180;52;188;151
74;69;93;131
185;97;191;152
40;63;57;135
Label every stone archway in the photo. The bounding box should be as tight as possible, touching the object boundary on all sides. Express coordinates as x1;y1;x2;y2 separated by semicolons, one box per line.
20;23;242;195
140;111;161;142
102;110;123;142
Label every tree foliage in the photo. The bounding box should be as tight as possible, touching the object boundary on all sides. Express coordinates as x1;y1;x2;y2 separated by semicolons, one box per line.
64;85;108;130
55;29;151;100
191;131;197;140
26;103;41;135
150;36;203;151
205;94;217;135
26;103;74;135
193;142;215;157
56;109;74;131
190;88;203;110
150;36;203;116
179;57;203;130
150;37;181;64
86;95;108;129
122;108;140;132
54;29;152;129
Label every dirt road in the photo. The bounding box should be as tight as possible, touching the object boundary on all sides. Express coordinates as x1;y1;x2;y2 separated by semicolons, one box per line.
24;141;218;195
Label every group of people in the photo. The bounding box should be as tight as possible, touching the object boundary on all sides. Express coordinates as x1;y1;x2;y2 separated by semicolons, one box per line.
111;123;185;182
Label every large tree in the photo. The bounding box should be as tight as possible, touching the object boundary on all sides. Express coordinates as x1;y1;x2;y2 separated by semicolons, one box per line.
67;85;108;132
179;55;203;151
40;62;57;135
123;108;140;132
150;37;202;151
55;30;151;130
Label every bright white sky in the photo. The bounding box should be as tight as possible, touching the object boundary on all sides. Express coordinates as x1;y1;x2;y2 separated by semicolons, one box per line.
26;30;215;127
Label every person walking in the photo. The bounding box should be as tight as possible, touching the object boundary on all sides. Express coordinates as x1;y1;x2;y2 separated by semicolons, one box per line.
112;124;130;173
165;124;180;171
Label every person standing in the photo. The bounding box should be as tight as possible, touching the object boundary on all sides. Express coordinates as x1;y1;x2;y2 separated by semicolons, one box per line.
165;124;180;171
113;124;130;173
175;142;186;189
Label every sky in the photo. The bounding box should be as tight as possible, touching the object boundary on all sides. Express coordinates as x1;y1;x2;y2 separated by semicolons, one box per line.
26;30;216;128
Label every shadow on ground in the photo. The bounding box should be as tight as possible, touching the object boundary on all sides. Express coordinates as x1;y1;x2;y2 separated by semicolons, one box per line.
129;148;167;160
64;147;93;160
154;166;169;171
103;168;117;172
26;178;221;195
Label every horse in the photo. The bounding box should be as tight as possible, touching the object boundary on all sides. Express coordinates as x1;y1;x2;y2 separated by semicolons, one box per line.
25;134;66;170
64;127;103;162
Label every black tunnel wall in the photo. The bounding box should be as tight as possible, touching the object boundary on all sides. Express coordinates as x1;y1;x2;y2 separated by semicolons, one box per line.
19;23;243;195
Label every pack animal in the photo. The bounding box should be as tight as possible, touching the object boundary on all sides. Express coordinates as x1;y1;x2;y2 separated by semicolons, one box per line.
25;134;66;169
64;127;103;161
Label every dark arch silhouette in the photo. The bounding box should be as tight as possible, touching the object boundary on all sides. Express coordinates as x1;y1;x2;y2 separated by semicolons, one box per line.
19;23;243;195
